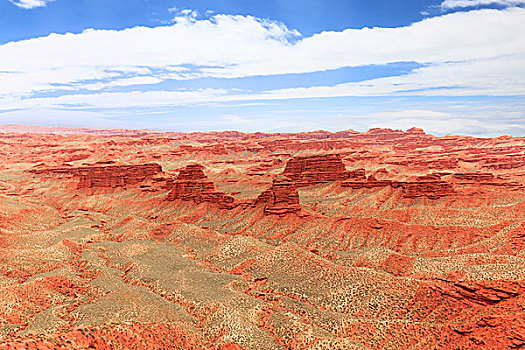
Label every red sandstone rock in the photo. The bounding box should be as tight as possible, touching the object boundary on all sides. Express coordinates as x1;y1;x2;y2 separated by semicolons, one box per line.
30;163;163;189
342;173;393;189
176;163;208;181
447;315;525;349
2;126;525;350
379;253;415;276
453;172;495;182
432;279;522;306
253;176;302;215
282;153;350;187
76;163;162;189
392;174;455;199
348;170;460;198
0;323;214;349
166;164;238;209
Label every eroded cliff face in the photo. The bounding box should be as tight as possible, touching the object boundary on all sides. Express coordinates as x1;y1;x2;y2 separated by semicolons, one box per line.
166;164;238;209
77;163;163;189
282;153;350;187
253;176;302;216
283;155;456;199
30;163;163;189
393;174;456;199
2;126;524;350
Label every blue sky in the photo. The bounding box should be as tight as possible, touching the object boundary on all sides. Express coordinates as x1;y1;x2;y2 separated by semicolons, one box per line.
0;0;524;135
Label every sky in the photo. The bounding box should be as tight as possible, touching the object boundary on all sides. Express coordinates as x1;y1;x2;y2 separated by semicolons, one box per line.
0;0;524;136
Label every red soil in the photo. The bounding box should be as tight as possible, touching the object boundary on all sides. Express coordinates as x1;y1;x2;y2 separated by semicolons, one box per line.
0;125;524;349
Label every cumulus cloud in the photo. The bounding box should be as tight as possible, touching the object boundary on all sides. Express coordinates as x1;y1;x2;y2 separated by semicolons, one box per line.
441;0;525;9
9;0;53;9
0;7;523;113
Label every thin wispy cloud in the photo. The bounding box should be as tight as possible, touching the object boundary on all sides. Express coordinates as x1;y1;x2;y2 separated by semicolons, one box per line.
9;0;53;9
441;0;525;9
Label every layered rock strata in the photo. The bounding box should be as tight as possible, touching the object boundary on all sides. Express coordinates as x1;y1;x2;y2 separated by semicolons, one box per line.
393;174;455;199
253;176;302;215
31;163;163;189
282;153;350;187
166;164;238;209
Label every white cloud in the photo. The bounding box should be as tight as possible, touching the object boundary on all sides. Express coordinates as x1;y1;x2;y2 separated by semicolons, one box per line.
441;0;525;9
9;0;52;9
252;55;525;99
180;9;198;18
0;89;229;111
0;8;523;112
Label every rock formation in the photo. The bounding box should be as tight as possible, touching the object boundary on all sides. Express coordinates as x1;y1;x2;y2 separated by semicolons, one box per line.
77;163;162;189
433;279;522;306
166;164;238;209
31;163;163;189
253;176;301;215
453;172;495;183
3;126;525;350
342;173;393;189
282;153;350;187
393;174;455;199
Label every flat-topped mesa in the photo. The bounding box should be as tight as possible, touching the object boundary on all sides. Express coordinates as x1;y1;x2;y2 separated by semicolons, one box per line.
393;173;455;199
29;163;163;189
253;176;302;215
282;153;350;187
77;163;163;189
166;164;238;209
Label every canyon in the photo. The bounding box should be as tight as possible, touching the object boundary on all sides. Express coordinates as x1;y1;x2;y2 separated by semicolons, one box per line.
0;125;523;349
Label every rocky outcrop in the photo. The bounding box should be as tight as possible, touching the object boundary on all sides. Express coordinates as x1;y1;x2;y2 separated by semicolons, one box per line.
433;280;521;306
342;172;455;198
483;154;525;170
393;174;455;199
342;173;393;189
282;153;350;187
30;163;163;189
453;172;495;183
77;163;162;189
253;176;301;215
449;315;525;349
346;168;367;181
166;164;238;209
175;164;208;181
